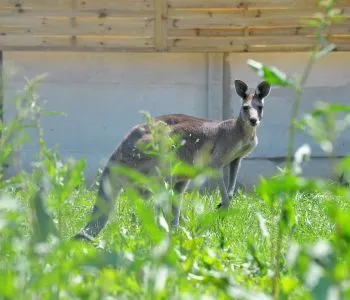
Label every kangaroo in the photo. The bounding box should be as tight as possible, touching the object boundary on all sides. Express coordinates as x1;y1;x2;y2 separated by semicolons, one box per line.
74;80;271;241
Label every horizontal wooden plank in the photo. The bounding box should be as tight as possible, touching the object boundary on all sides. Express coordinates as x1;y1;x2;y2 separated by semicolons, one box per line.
246;24;350;36
3;43;350;52
0;16;154;36
168;28;244;37
168;24;350;37
0;16;71;32
76;0;154;11
75;36;154;48
168;0;350;9
75;17;154;36
1;23;347;41
0;10;154;18
0;0;70;14
0;35;72;47
0;35;154;50
248;43;350;52
0;45;155;52
167;43;350;52
168;8;350;28
0;0;154;14
329;34;350;42
2;19;346;38
168;35;350;50
167;44;309;52
169;35;318;47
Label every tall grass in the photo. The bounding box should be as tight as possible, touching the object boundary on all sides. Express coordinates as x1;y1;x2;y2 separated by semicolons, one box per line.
1;1;350;299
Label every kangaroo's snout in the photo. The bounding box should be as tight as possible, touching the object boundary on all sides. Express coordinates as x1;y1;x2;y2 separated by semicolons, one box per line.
249;118;258;126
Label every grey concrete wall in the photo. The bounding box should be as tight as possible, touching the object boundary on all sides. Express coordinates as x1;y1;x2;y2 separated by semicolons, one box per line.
3;51;350;187
4;52;207;182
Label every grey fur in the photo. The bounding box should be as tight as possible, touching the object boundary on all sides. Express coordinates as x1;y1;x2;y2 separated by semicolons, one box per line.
74;80;271;241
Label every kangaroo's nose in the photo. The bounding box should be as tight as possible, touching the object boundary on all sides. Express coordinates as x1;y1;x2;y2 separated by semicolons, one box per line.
249;118;257;126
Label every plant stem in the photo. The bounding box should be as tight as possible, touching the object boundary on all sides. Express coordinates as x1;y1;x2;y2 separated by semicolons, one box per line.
272;224;283;300
286;51;317;172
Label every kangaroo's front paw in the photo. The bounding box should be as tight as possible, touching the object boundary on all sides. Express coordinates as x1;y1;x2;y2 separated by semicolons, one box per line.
171;218;180;228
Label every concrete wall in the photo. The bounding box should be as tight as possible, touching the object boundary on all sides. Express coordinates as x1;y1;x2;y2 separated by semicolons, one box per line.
3;51;350;187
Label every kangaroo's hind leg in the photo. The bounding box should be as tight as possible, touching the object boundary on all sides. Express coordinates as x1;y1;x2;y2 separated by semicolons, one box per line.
171;180;190;227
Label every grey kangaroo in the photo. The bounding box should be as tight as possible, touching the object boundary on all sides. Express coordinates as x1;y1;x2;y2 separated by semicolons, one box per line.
74;80;271;241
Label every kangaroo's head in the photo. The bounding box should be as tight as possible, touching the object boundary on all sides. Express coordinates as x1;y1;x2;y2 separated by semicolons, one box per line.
234;79;271;128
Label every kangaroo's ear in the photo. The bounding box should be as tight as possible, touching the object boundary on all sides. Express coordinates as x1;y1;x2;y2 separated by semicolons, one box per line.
234;80;248;99
255;81;271;99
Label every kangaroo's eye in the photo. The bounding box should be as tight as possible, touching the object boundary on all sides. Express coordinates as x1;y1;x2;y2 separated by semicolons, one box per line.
243;106;249;111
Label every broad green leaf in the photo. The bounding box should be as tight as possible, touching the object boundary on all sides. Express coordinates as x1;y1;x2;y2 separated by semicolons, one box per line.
247;59;292;87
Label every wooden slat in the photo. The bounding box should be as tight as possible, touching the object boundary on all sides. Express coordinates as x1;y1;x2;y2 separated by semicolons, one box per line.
248;44;350;52
168;24;350;37
247;24;350;36
75;17;154;36
3;43;350;52
0;16;154;36
168;8;350;28
0;16;71;30
168;0;350;9
167;43;350;52
0;0;70;12
169;17;350;29
247;44;321;52
168;28;245;37
75;36;154;49
76;0;154;11
168;35;350;51
0;35;71;47
0;10;154;18
0;45;155;52
169;35;320;47
0;0;154;13
0;35;154;50
329;34;350;43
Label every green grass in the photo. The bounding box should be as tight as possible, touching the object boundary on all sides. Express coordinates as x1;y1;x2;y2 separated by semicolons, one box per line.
3;183;347;300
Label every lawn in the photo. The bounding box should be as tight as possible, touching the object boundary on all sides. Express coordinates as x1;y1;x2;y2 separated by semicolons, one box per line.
2;177;349;299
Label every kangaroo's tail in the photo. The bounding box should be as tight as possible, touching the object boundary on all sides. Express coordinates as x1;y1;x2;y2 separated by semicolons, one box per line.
73;167;116;241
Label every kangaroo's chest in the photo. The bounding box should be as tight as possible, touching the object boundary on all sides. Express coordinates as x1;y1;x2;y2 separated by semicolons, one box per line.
223;137;258;165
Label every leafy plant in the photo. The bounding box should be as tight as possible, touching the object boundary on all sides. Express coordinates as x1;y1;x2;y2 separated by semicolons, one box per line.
246;0;350;299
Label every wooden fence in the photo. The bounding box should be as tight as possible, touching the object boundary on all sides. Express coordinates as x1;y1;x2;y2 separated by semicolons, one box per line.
0;0;350;52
